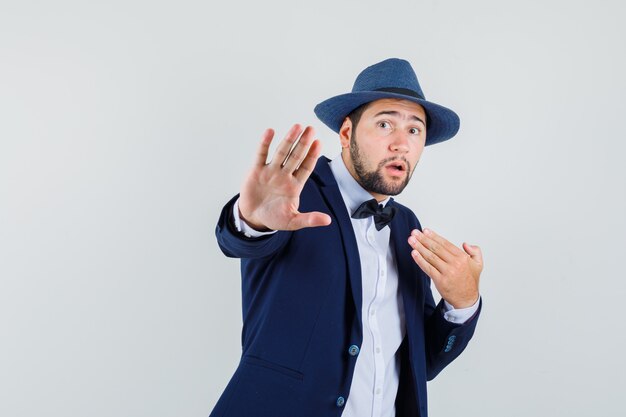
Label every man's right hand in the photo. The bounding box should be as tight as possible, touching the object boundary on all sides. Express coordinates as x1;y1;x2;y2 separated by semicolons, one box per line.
237;124;332;231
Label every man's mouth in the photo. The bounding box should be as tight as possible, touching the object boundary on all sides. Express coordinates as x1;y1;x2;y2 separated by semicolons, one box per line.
385;161;407;175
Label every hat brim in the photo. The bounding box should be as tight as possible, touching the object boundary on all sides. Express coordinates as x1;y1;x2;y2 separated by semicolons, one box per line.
314;91;460;146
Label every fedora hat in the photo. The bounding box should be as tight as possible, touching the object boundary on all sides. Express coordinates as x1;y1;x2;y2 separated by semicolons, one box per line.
314;58;460;146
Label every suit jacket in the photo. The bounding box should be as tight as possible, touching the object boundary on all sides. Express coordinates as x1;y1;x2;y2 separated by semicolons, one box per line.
211;156;481;417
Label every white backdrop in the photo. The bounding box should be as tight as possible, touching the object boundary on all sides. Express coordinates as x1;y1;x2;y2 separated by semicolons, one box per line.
1;1;625;416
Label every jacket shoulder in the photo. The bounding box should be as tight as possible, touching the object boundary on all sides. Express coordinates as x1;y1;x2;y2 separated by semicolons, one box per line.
391;199;422;230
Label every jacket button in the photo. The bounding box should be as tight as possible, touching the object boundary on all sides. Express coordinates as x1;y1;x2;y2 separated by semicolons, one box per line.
348;345;360;356
445;335;456;352
336;396;345;407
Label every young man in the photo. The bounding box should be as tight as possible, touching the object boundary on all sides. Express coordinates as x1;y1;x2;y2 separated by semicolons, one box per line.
212;58;483;417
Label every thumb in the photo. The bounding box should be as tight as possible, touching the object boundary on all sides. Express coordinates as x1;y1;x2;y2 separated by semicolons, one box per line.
287;211;332;230
463;242;483;266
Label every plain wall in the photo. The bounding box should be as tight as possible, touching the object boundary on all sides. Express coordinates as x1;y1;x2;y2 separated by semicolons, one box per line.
1;1;625;416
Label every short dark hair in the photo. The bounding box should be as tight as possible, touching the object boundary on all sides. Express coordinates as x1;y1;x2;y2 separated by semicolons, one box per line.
346;102;373;130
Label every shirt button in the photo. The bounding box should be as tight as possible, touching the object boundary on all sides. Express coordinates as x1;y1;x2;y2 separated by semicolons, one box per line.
376;388;382;395
336;396;345;407
370;309;376;316
376;347;381;354
348;345;360;356
380;269;385;277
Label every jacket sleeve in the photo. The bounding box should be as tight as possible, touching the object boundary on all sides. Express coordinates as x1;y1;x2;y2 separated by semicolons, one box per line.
422;279;482;380
215;194;293;259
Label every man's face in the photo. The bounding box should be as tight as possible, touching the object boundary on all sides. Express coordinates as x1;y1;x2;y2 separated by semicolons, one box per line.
340;98;427;201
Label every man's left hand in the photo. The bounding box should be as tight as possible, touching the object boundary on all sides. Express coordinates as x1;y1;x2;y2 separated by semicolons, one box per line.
408;228;483;309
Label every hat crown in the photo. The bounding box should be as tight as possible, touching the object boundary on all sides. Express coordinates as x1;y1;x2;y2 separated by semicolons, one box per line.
352;58;425;99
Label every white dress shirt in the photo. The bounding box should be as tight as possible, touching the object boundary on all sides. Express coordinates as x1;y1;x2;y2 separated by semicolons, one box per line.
232;155;479;417
330;155;405;417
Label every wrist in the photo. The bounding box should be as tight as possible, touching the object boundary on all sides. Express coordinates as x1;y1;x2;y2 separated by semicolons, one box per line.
238;207;271;232
447;294;479;310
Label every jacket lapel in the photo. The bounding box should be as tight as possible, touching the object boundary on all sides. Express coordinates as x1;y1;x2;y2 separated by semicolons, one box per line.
388;202;429;412
388;201;420;336
312;157;363;329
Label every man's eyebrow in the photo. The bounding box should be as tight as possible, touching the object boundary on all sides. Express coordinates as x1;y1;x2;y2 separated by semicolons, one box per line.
373;110;426;126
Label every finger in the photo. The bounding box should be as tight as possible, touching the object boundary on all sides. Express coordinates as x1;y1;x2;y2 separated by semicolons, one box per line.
418;228;464;258
255;128;275;167
282;126;316;172
410;247;441;281
269;124;303;169
286;211;332;230
410;229;455;263
408;234;447;274
463;242;483;266
294;139;322;183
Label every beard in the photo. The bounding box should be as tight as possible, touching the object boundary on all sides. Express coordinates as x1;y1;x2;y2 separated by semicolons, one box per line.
349;131;413;196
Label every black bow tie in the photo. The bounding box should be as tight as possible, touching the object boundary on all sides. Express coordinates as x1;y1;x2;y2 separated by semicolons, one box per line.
351;199;397;231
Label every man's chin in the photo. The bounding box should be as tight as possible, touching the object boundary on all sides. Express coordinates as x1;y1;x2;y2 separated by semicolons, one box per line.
355;167;410;196
377;181;409;196
381;174;410;195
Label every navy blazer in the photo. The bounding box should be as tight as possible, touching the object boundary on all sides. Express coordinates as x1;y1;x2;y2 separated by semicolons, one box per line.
212;156;481;417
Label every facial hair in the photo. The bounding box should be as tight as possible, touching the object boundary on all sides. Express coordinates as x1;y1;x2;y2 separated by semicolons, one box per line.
349;131;413;196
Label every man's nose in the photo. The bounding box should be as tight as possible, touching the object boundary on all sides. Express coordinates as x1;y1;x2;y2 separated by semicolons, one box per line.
389;130;410;153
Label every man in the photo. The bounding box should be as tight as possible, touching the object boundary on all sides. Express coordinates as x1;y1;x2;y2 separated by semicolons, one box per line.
212;58;483;417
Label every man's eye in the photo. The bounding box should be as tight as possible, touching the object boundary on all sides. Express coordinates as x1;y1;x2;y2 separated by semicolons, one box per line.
409;127;422;135
378;121;391;129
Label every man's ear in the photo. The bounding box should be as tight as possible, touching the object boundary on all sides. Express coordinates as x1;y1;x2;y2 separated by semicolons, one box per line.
339;117;352;149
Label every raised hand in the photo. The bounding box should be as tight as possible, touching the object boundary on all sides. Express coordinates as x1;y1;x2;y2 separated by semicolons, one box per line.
238;124;332;231
408;228;483;309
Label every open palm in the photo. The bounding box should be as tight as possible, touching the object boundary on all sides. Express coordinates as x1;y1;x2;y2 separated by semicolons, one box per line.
238;124;332;231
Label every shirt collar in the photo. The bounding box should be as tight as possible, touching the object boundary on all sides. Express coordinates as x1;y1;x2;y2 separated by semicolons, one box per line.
329;153;391;215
